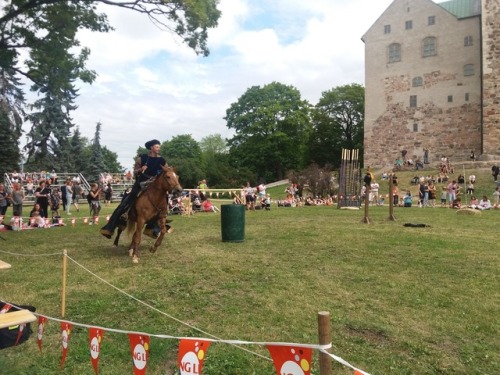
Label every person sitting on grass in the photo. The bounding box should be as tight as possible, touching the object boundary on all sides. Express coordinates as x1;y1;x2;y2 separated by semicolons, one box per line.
468;196;479;209
403;191;413;207
451;198;462;209
477;196;492;210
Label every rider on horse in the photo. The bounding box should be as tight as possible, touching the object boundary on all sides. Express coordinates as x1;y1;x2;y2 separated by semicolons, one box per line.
100;139;170;239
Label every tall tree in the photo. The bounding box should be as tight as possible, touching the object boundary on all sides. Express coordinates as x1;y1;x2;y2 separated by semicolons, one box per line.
225;82;312;182
87;122;107;182
308;84;365;168
0;70;24;174
1;0;221;171
161;135;203;188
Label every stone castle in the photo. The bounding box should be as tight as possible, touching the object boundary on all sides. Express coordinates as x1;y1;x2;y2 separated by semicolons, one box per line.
362;0;499;168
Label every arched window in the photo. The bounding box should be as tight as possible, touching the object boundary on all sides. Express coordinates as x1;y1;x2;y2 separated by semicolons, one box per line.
422;37;436;57
388;43;401;63
412;76;423;87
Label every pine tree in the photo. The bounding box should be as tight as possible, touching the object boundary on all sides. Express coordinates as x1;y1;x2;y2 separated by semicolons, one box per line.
88;122;106;183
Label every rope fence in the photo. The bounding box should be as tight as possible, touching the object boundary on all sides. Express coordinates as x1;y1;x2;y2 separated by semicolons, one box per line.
0;248;372;375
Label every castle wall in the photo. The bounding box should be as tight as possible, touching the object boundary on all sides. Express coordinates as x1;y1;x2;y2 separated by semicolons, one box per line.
363;0;483;168
482;0;500;156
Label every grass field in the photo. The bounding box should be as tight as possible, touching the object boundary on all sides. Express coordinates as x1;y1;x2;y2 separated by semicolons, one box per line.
0;165;499;374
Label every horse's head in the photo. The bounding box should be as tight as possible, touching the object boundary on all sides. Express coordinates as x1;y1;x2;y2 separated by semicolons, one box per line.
160;165;183;195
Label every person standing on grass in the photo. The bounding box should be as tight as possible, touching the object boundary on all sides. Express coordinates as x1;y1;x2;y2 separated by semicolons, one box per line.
34;180;51;218
11;182;25;217
65;179;73;215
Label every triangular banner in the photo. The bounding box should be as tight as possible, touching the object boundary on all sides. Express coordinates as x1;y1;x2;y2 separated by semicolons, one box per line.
89;327;105;375
37;316;47;351
177;338;211;375
128;333;150;375
60;322;72;368
266;344;312;375
14;323;27;346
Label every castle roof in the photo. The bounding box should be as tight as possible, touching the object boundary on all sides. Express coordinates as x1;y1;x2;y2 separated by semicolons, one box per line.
437;0;481;19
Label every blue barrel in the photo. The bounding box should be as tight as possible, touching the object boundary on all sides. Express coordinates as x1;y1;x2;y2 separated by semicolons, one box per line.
221;204;245;242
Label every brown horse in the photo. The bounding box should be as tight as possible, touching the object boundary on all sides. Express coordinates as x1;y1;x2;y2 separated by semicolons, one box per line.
126;165;182;263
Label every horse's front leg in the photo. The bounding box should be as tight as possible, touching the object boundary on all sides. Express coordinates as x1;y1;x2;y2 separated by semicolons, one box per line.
130;217;145;263
150;216;167;253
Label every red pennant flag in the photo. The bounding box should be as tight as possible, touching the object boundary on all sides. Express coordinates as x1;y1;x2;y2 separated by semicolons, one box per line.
177;339;211;375
354;370;364;375
44;218;50;227
14;323;27;345
71;218;76;227
266;345;312;375
0;303;12;313
89;327;104;375
60;322;72;368
128;333;150;375
37;316;47;351
83;218;89;224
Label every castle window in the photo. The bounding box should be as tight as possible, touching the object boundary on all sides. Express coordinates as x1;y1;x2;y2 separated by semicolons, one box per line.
413;123;419;132
412;76;423;87
464;64;474;76
448;95;453;103
428;16;435;25
465;93;470;101
384;25;391;34
464;35;473;46
410;95;417;108
388;43;401;63
422;37;437;57
405;20;413;30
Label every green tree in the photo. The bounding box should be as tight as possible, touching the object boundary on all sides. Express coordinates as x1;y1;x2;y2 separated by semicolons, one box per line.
0;71;24;175
1;0;221;171
161;135;203;188
86;122;107;182
225;82;312;182
199;134;232;187
309;84;365;168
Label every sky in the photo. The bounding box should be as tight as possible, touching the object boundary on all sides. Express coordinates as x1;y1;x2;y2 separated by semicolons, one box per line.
25;0;395;170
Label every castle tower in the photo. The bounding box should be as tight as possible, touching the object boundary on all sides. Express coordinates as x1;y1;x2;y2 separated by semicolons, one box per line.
481;0;500;158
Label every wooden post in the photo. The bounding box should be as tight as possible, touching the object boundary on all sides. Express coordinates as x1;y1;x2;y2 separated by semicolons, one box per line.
361;184;371;224
318;311;332;375
388;175;396;221
61;249;67;317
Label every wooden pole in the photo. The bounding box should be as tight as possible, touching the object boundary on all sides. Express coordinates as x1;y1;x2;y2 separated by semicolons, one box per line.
318;311;332;375
61;249;67;317
388;175;396;221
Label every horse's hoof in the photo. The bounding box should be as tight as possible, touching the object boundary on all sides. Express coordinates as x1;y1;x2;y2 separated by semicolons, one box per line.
128;249;134;257
132;256;139;264
149;246;157;254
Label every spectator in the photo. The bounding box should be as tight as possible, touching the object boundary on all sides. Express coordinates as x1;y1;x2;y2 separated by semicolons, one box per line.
88;183;101;224
50;186;61;217
370;179;379;206
29;203;46;227
72;181;82;212
11;182;25;217
403;191;413;207
492;165;499;181
245;182;255;211
468;196;479;209
451;198;462;209
493;187;500;208
104;182;113;206
0;184;10;216
26;179;34;196
65;179;73;215
202;198;220;213
447;180;459;207
34;181;51;218
477;195;492;210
